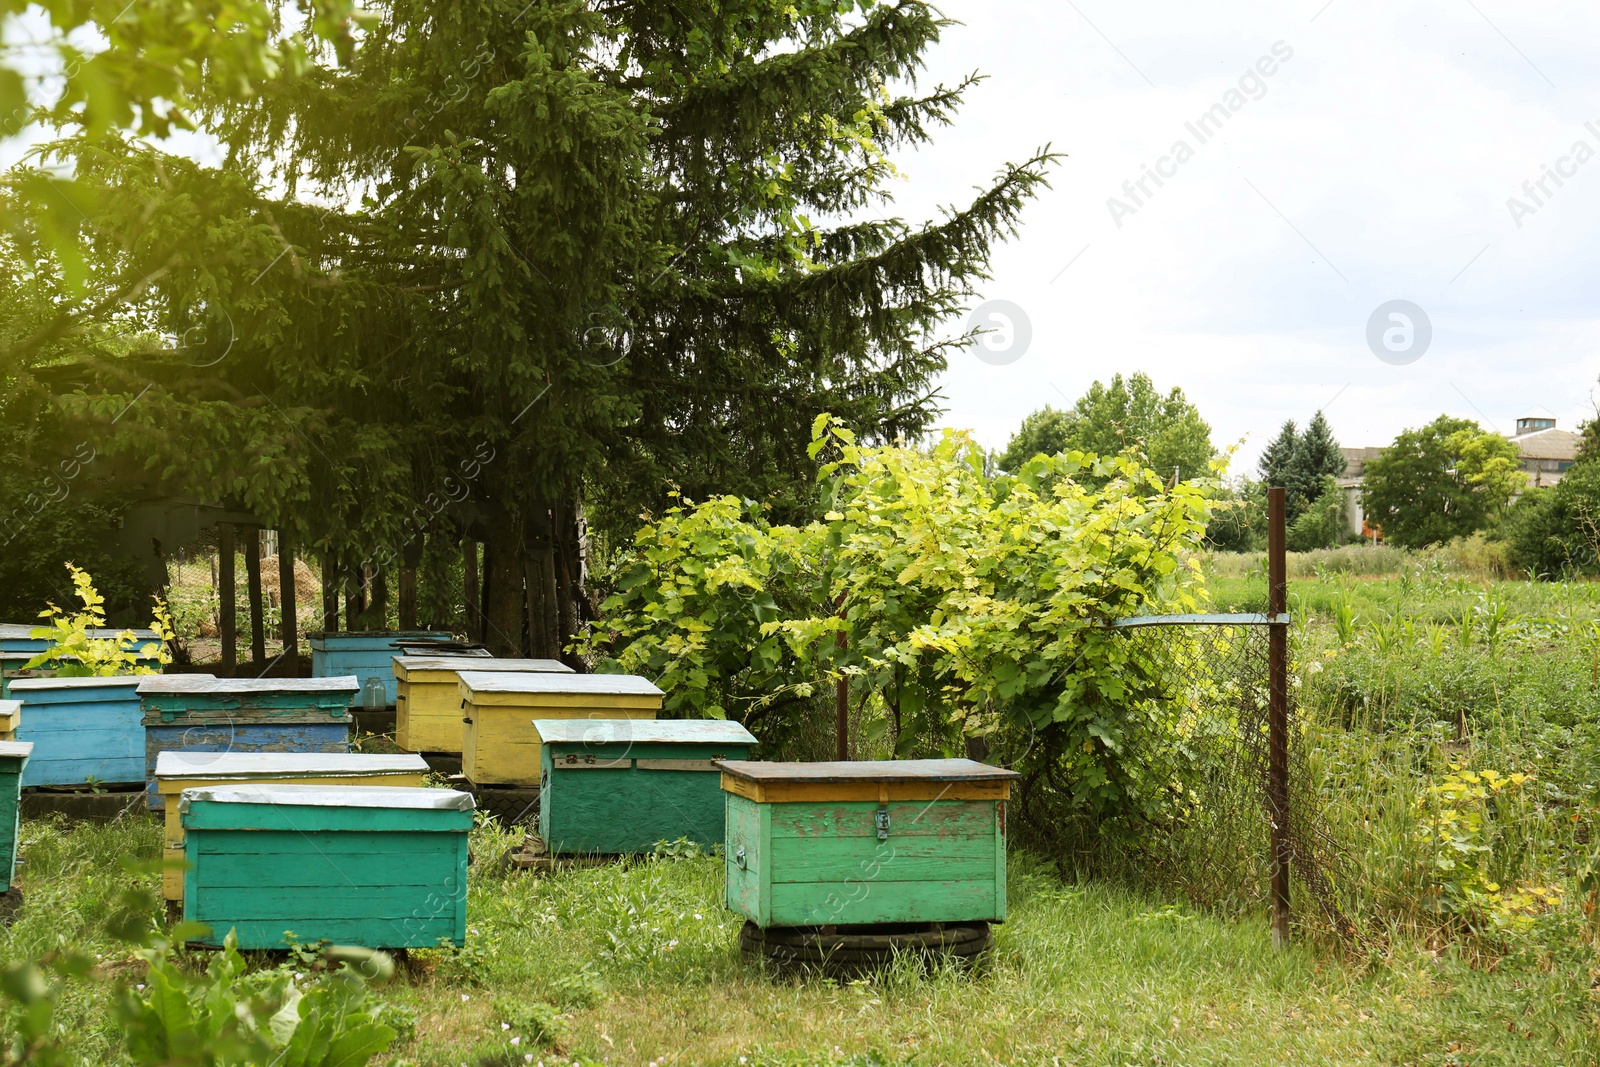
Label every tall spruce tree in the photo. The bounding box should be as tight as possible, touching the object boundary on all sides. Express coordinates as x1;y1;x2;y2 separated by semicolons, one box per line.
1258;412;1345;526
1258;419;1298;495
19;1;1055;655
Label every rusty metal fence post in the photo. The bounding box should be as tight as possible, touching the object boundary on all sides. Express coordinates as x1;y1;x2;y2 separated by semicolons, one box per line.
1267;486;1291;946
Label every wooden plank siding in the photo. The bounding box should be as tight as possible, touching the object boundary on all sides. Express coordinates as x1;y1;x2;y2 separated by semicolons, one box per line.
719;759;1016;930
309;632;452;707
393;656;563;754
458;673;662;786
536;722;756;855
181;785;473;950
155;752;428;901
0;742;31;892
11;678;145;787
138;677;358;810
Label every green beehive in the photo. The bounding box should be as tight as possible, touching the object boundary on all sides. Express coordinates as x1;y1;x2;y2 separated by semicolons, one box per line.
0;741;31;894
180;783;475;950
718;759;1020;929
534;719;757;856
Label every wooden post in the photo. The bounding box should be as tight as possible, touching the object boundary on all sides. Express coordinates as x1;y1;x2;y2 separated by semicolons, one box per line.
218;523;237;675
1267;485;1291;947
835;596;848;761
244;528;265;667
321;551;340;632
463;540;480;642
278;534;298;666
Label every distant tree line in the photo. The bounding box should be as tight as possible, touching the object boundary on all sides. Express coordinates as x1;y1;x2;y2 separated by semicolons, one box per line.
1001;378;1600;576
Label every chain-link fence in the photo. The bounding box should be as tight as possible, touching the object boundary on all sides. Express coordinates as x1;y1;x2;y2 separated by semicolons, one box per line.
164;553;324;663
1107;618;1351;938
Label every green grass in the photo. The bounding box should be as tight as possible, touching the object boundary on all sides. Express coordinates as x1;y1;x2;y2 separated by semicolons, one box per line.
4;815;1597;1066
10;555;1600;1064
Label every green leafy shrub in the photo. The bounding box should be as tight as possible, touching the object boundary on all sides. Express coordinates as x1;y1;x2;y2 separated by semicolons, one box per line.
0;874;401;1066
584;417;1213;834
1499;459;1600;577
1285;476;1349;552
1414;767;1561;932
22;564;173;676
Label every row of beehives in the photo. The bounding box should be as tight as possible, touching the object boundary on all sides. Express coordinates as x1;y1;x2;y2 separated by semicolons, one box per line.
0;660;648;795
2;742;1018;953
0;630;1020;953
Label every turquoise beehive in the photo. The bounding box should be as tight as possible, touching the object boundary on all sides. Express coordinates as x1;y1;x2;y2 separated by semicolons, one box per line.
181;783;475;950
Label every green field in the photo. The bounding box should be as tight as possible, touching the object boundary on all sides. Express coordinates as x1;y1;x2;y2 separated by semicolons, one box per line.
6;550;1600;1066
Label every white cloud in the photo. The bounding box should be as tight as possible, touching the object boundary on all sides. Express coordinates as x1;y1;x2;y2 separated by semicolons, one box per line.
897;0;1600;469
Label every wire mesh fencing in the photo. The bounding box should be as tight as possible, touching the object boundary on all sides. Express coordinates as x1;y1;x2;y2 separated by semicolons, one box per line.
1105;618;1352;937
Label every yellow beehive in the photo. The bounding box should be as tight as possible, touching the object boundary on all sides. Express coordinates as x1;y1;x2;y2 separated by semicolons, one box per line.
393;656;570;754
0;700;17;742
458;672;662;786
153;751;429;901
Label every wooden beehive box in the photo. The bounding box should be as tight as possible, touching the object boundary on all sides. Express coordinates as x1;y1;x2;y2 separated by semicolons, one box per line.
394;656;566;753
10;676;145;787
0;700;17;742
308;631;452;708
0;741;32;893
0;655;33;700
0;625;163;697
717;759;1020;929
533;719;757;855
154;751;430;902
458;672;662;787
180;783;474;950
138;676;357;809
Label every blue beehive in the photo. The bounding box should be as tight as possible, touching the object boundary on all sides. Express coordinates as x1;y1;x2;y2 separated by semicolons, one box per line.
138;675;358;809
0;624;163;697
308;631;453;707
10;676;146;787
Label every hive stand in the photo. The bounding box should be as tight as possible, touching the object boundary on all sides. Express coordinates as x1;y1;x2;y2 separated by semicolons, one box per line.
393;656;566;754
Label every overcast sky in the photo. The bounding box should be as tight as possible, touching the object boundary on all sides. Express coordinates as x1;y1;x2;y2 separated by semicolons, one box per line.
9;2;1598;475
894;0;1600;472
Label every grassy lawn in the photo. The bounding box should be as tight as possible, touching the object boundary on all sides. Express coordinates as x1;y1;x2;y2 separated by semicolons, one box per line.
6;812;1595;1066
7;552;1600;1065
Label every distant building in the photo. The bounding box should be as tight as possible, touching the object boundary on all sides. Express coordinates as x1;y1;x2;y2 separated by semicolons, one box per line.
1509;418;1580;488
1337;447;1384;539
1336;417;1582;539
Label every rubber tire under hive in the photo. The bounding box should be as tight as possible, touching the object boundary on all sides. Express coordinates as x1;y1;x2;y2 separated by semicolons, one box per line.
739;920;991;974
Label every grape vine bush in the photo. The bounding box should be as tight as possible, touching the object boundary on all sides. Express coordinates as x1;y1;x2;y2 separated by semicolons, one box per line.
583;416;1215;828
